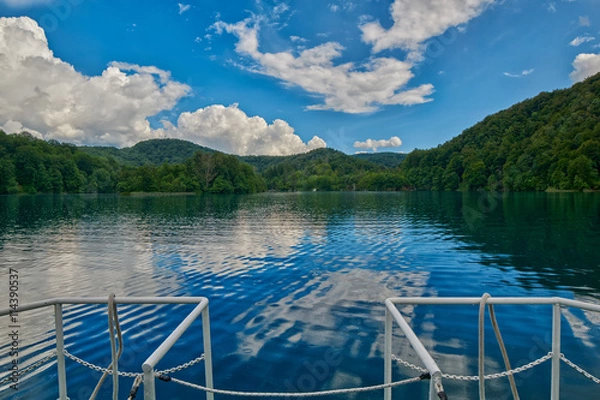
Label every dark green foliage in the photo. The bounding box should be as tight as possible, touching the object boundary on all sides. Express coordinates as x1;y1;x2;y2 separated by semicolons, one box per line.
258;148;389;191
0;131;117;194
188;151;265;194
399;72;600;191
80;138;213;166
0;132;262;195
352;152;408;168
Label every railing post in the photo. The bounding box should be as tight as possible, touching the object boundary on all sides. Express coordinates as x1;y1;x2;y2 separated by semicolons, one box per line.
429;373;443;400
202;306;214;400
384;306;392;400
551;303;561;400
143;363;156;400
54;303;69;400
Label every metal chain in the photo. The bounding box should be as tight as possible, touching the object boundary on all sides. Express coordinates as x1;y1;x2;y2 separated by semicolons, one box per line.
168;375;425;397
63;349;204;378
64;349;140;378
156;354;205;375
391;355;428;373
392;352;553;381
560;354;600;384
0;352;56;385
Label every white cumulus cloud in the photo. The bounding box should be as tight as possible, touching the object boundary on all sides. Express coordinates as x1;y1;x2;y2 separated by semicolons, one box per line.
570;53;600;82
212;17;434;113
570;35;595;47
0;17;191;147
360;0;494;55
354;136;402;152
503;68;534;78
0;16;320;156
157;104;326;156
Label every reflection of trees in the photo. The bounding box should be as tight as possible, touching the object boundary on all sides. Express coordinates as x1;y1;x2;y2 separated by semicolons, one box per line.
402;191;600;296
2;191;598;296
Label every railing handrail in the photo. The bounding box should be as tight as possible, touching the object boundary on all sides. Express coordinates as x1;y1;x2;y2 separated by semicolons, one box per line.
0;296;213;400
386;296;600;312
384;295;600;400
143;298;208;370
0;296;209;317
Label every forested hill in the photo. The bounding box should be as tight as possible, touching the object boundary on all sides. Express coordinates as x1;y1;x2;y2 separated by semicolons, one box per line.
400;72;600;191
0;132;263;194
353;152;407;168
246;148;386;191
241;150;406;171
81;138;213;166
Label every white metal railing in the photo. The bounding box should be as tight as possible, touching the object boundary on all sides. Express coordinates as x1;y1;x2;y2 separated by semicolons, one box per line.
3;295;600;399
384;296;600;400
0;296;214;400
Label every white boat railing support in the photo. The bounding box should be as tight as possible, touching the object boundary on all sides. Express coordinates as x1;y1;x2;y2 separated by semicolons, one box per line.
3;295;599;399
142;298;214;400
385;296;600;400
551;303;561;400
54;303;68;400
0;297;214;400
384;298;444;400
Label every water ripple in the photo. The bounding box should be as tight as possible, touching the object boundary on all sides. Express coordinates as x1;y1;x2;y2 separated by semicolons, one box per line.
1;192;599;399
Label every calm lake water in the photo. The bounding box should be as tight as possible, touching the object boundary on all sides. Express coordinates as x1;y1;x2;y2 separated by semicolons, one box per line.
0;192;599;399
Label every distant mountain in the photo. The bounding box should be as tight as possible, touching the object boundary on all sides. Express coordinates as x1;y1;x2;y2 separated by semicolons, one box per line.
352;152;407;168
252;148;386;191
400;72;600;191
240;148;379;172
80;138;213;166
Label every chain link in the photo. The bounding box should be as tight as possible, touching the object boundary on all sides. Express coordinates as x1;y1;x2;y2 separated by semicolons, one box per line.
391;355;428;373
0;352;57;386
156;354;205;375
392;352;553;381
560;354;600;384
63;349;204;378
64;349;141;378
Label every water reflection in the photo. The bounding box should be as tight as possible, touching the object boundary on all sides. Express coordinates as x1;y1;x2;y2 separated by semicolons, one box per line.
0;192;599;399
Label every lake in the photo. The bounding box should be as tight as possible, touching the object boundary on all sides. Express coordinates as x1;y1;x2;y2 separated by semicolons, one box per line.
0;192;599;399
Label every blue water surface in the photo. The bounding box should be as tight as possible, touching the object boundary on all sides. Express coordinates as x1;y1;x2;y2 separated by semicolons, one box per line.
0;192;599;399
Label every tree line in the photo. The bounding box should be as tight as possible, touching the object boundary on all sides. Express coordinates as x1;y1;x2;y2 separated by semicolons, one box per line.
397;72;600;191
0;132;265;194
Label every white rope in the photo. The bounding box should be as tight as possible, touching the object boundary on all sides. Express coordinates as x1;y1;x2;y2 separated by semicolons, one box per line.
488;303;519;399
127;374;144;400
167;375;426;397
89;293;123;400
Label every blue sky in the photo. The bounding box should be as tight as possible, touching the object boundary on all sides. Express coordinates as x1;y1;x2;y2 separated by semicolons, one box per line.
0;0;599;155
